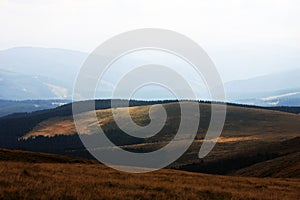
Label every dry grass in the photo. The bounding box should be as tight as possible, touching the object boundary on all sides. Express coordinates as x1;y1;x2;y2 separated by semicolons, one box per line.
0;148;97;164
231;152;300;178
197;136;259;143
21;105;152;139
0;161;299;200
22;117;76;139
21;102;300;141
15;102;300;184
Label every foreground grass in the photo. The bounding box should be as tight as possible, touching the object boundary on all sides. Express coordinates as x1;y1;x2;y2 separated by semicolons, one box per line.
0;161;299;200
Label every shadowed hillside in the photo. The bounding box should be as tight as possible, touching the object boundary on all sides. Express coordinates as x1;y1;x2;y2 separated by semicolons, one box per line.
0;148;96;164
231;151;300;178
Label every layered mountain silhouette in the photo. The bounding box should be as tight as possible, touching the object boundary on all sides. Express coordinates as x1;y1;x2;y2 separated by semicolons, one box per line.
0;47;299;106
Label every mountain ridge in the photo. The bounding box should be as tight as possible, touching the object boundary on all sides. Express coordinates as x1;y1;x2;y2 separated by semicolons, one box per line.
0;47;299;106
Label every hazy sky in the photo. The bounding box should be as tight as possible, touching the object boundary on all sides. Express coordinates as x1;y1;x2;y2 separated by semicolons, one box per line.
0;0;299;81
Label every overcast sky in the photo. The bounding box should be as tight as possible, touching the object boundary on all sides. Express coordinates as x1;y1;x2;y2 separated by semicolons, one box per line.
0;0;299;81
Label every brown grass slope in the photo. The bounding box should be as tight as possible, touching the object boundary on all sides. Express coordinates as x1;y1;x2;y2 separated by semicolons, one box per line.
0;149;299;200
22;102;300;140
231;151;300;178
0;148;96;164
18;102;300;177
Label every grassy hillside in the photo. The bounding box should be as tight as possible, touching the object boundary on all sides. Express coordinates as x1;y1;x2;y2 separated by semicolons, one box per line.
0;149;299;200
18;102;300;175
231;152;300;178
0;148;96;164
23;102;300;140
1;100;299;177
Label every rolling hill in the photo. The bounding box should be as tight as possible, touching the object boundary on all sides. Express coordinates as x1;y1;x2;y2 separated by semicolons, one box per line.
231;151;300;178
0;100;299;178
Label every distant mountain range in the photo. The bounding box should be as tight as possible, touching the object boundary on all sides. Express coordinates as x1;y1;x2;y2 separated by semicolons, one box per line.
225;69;300;106
0;47;87;100
0;47;87;84
0;69;70;100
0;47;299;106
0;99;71;117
